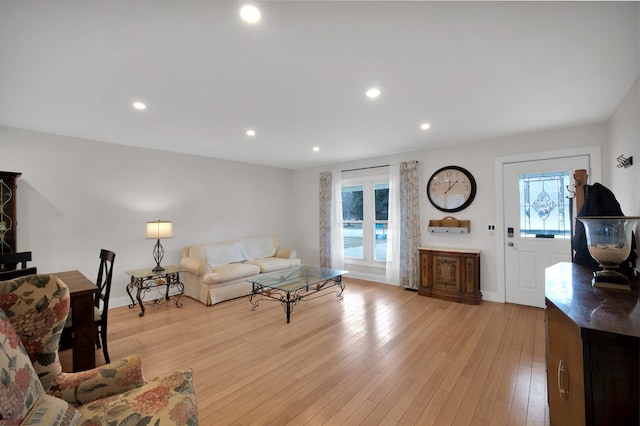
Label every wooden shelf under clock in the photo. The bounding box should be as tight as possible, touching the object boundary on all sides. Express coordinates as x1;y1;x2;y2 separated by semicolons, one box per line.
428;216;470;234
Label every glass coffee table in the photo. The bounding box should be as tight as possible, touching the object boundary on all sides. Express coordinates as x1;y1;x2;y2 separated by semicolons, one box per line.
246;265;347;323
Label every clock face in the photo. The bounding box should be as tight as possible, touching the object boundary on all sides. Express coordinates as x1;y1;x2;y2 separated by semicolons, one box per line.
427;166;477;212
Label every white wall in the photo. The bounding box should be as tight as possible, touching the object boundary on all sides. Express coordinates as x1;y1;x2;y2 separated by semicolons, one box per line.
3;81;634;308
606;76;640;253
292;122;609;301
607;77;639;215
1;125;294;307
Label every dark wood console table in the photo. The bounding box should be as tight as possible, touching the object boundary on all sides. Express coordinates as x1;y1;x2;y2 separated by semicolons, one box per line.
418;247;481;304
545;262;639;426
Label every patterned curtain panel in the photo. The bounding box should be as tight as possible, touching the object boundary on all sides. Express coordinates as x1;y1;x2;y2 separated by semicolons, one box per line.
386;163;401;284
319;171;332;268
400;161;421;289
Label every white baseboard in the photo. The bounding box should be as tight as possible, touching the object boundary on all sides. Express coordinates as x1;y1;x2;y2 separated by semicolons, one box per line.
480;291;501;303
111;296;133;309
344;271;398;286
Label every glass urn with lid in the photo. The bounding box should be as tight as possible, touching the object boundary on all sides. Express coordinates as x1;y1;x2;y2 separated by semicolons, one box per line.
576;216;639;290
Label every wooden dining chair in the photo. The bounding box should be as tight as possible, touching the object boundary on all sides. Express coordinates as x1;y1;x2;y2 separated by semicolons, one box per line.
94;249;115;363
63;249;116;363
0;251;37;280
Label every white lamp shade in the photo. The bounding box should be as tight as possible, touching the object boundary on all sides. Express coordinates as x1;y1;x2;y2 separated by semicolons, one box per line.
146;220;173;239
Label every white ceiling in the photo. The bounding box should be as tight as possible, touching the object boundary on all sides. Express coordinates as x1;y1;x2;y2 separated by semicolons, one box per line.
1;1;638;170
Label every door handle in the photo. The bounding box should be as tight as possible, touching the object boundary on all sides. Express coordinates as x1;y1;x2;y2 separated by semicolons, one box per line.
508;242;514;247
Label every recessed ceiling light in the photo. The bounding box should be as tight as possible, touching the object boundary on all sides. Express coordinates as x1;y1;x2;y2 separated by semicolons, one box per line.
366;88;381;98
420;123;431;130
246;129;256;136
240;5;261;23
132;102;146;110
313;146;320;152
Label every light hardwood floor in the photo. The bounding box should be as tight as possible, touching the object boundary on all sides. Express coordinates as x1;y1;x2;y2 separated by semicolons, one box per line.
61;278;550;425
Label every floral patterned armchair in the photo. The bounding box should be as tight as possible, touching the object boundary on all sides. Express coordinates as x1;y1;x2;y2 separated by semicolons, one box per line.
0;274;198;425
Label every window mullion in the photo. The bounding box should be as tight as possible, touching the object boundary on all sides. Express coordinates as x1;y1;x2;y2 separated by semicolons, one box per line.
362;179;373;263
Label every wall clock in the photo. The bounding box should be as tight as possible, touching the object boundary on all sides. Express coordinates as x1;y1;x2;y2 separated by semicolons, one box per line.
427;166;477;213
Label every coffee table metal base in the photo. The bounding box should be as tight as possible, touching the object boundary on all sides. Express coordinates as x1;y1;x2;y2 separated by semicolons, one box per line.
249;275;345;323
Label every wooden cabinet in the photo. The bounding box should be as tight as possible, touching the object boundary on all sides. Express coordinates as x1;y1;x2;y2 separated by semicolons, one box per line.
418;247;481;304
545;262;639;426
0;171;21;254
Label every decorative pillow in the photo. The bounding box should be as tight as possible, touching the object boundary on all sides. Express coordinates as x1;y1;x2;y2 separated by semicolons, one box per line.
76;369;198;426
241;236;276;260
0;308;45;424
0;274;70;391
205;240;246;267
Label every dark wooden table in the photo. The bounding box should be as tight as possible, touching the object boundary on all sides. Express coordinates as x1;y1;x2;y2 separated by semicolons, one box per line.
545;262;639;425
53;270;99;372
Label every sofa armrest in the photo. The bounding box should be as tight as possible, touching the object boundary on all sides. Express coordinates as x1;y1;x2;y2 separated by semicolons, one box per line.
180;257;212;275
76;369;198;425
275;247;297;259
48;354;147;406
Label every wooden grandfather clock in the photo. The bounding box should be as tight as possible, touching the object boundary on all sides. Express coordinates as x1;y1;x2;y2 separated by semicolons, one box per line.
0;171;22;254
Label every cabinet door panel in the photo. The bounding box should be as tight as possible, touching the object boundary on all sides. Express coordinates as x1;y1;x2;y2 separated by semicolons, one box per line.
464;256;476;293
586;336;639;425
546;303;585;425
431;255;460;291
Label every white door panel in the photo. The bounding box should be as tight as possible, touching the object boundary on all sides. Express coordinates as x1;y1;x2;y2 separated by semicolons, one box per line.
504;156;590;308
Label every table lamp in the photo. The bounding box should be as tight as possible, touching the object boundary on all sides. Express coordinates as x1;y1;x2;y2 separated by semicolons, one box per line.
146;220;173;272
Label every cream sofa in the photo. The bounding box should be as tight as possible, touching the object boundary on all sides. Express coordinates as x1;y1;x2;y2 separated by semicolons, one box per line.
179;236;300;305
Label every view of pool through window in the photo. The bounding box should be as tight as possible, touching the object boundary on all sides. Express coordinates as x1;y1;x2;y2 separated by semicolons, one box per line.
342;182;389;261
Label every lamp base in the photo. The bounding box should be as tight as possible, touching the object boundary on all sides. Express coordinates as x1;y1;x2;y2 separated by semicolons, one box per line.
151;239;165;273
592;270;631;291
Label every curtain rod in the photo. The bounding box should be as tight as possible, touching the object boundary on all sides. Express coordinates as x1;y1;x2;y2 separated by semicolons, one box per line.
341;164;390;173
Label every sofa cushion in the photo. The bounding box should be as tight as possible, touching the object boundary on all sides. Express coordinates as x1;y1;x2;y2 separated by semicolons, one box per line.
245;257;301;273
241;236;276;260
205;240;246;267
0;308;46;424
203;263;260;285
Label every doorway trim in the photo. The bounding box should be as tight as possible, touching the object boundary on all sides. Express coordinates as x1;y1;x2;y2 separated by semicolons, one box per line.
494;146;602;303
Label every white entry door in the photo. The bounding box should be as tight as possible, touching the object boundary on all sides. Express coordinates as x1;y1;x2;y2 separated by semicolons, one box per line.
503;155;591;308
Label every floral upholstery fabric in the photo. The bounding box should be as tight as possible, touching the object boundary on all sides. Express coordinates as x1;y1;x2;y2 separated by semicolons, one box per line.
49;354;146;406
0;274;70;391
76;369;197;426
20;394;80;425
0;274;198;425
0;308;46;424
0;308;80;425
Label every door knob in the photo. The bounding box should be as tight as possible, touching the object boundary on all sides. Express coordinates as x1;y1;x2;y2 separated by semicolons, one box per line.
508;242;514;247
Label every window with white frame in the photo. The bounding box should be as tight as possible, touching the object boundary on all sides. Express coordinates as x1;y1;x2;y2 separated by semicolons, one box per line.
341;175;389;264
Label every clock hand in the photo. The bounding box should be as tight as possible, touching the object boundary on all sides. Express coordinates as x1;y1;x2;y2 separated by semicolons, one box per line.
445;180;459;194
